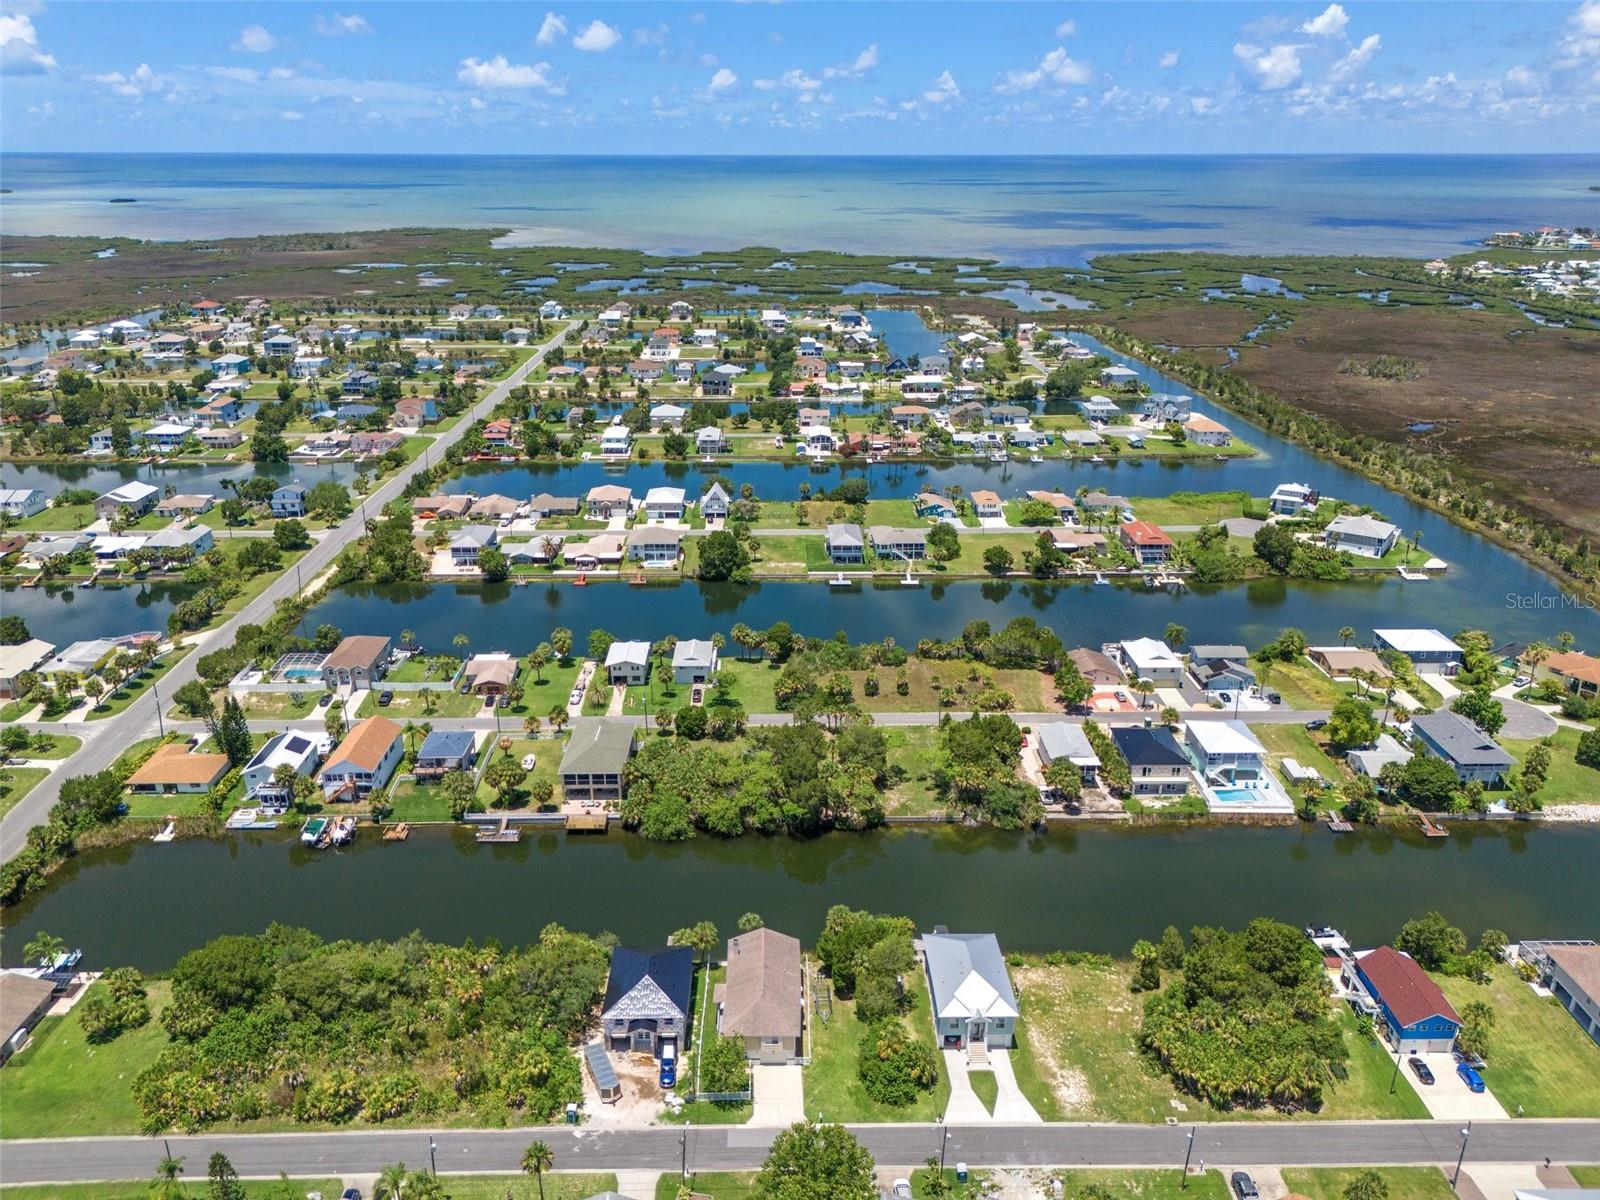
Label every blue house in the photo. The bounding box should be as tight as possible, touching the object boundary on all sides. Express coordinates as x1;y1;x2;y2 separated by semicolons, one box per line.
1351;946;1461;1054
335;403;379;424
414;729;477;780
270;483;307;518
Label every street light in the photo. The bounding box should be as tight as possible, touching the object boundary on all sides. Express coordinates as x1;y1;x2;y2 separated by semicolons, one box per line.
939;1125;953;1172
428;1136;438;1175
152;683;165;738
679;1130;688;1179
1180;1127;1196;1189
1452;1122;1472;1190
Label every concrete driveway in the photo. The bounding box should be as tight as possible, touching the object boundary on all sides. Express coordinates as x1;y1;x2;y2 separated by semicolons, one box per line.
987;1050;1042;1124
1496;698;1557;739
1395;1049;1509;1121
941;1049;992;1123
750;1064;805;1127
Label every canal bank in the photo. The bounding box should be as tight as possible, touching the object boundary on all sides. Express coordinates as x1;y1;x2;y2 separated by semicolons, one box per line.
5;822;1596;972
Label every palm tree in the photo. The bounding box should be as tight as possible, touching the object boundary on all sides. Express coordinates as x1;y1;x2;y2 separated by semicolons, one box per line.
452;633;470;656
23;932;66;968
401;628;417;651
1558;631;1576;653
405;1172;445;1200
420;687;436;716
149;1154;186;1200
374;1163;410;1200
1339;626;1356;647
403;720;419;756
1133;678;1156;710
547;706;568;734
523;715;542;737
522;1140;555;1200
1163;623;1187;649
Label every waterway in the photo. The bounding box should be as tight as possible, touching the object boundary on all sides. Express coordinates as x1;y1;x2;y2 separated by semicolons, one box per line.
5;822;1595;972
0;457;359;496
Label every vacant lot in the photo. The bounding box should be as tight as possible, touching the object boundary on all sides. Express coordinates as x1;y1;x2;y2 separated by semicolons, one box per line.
1282;1168;1455;1200
804;967;950;1124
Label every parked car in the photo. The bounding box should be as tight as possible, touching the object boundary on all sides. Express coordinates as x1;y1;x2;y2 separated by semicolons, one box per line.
659;1041;678;1089
1408;1056;1435;1085
318;692;333;707
691;685;704;704
1231;1172;1260;1200
1453;1048;1487;1070
377;690;393;707
1305;718;1327;731
891;1182;913;1200
1457;1062;1486;1093
341;1190;363;1200
1513;674;1532;688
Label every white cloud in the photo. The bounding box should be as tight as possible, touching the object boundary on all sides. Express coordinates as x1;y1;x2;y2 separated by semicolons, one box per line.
0;12;55;74
1158;49;1181;69
1329;33;1380;80
1502;63;1544;95
752;78;776;91
1054;19;1077;37
1233;41;1305;89
457;55;563;92
1299;4;1349;37
995;47;1093;93
1557;0;1600;66
208;65;263;83
707;66;738;93
314;12;370;37
1190;95;1216;115
279;109;304;120
923;68;962;105
232;24;277;53
88;62;168;98
823;43;879;79
535;11;567;46
571;19;620;52
699;52;719;66
633;23;669;47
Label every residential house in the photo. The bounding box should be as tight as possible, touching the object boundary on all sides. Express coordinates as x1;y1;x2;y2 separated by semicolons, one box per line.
539;299;567;319
519;493;575;520
891;404;930;428
605;640;652;686
0;639;55;699
869;526;926;561
414;730;478;781
320;635;392;691
586;485;634;519
901;375;946;400
350;432;403;457
1524;942;1600;1046
987;404;1030;426
1079;492;1131;518
21;535;91;569
1141;393;1193;423
88;429;116;453
913;492;957;520
0;488;46;519
1373;629;1464;666
1538;650;1600;700
1309;647;1393;681
262;333;298;356
481;420;514;447
760;308;788;333
695;425;728;456
126;742;230;795
1119;520;1174;566
154;494;215;519
603;946;694;1058
1349;946;1461;1053
136;423;196;453
643;487;687;522
649;403;686;430
626;526;682;566
1026;491;1076;522
795;356;828;381
600;424;632;458
970;490;1003;518
318;716;404;802
1184;721;1268;784
692;328;720;349
502;326;531;345
291;355;330;379
467;494;520;520
797;407;829;431
242;732;325;810
626;360;664;384
2;971;63;1065
1115;637;1185;682
1109;726;1193;797
668;299;694;321
1410;710;1513;785
699;482;730;521
1077;396;1122;422
1099;364;1139;388
826;523;865;564
1349;734;1414;779
1269;482;1319;515
672;638;718;685
719;927;805;1064
1049;529;1107;555
1067;647;1124;688
94;481;159;520
342;371;380;398
1325;514;1400;559
392;397;438;429
198;428;244;450
450;524;499;567
559;717;637;804
923;932;1019;1050
209;352;251;376
146;525;214;558
1035;722;1101;786
461;653;518;698
701;367;737;397
413;495;472;519
270;484;307;518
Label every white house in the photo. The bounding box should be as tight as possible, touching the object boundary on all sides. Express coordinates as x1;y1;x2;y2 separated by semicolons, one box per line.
605;640;652;686
1374;628;1464;666
600;424;632;458
270;484;307;518
1035;722;1101;786
671;638;719;685
649;403;687;431
760;308;788;333
695;425;728;455
643;487;686;521
1115;637;1185;683
1325;514;1400;558
1269;482;1318;515
1077;395;1122;422
1185;415;1233;446
1183;720;1268;784
242;731;326;810
0;488;47;519
923;932;1018;1050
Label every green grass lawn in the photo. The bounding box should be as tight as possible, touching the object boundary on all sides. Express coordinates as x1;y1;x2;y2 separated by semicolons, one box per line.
16;733;82;759
1043;1171;1229;1200
749;534;824;576
968;1068;998;1114
1282;1168;1455;1200
0;1181;345;1199
1433;964;1600;1117
849;661;1057;713
657;1172;758;1200
228;690;324;720
803;967;949;1124
1256;659;1350;710
386;655;463;683
1570;1168;1600;1187
884;726;943;816
86;647;192;721
0;981;172;1138
1504;727;1600;806
714;659;779;713
358;688;484;718
385;780;456;823
1250;722;1347;811
935;532;1042;577
476;739;562;810
0;767;49;821
433;1175;618;1200
1129;491;1249;527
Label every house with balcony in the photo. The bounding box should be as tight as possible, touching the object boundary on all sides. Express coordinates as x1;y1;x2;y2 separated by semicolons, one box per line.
559;717;637;804
1325;514;1400;559
923;931;1018;1051
1410;710;1513;785
318;716;404;802
1110;726;1193;797
1119;520;1174;566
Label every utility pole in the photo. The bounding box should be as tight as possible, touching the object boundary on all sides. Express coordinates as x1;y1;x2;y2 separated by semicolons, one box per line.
1452;1122;1472;1190
428;1136;438;1175
1180;1127;1196;1189
939;1124;952;1172
152;684;165;738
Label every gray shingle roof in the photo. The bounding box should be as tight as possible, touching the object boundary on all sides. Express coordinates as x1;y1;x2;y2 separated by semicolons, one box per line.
559;719;637;777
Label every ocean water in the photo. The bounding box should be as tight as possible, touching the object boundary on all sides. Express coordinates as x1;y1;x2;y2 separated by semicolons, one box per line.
2;154;1597;264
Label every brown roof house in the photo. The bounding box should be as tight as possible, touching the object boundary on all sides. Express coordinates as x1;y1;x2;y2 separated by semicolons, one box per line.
1067;647;1124;688
462;653;518;696
1350;946;1461;1054
1309;647;1394;681
1539;650;1600;700
320;635;392;691
718;927;804;1064
318;716;404;802
1;971;57;1065
126;742;230;795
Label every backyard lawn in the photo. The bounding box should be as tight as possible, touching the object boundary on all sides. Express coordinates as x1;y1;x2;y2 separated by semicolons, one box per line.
0;981;171;1138
713;659;780;713
475;738;563;810
1250;722;1346;811
385;779;456;823
850;661;1059;713
1129;491;1250;527
1434;964;1600;1117
884;726;943;816
1282;1169;1455;1200
1504;727;1600;806
803;967;950;1124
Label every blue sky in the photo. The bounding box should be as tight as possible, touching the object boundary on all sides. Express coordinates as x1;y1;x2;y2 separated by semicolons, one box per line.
3;1;1598;153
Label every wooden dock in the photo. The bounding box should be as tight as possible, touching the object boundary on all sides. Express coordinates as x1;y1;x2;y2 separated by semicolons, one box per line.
565;811;609;832
1419;814;1449;838
475;818;522;843
382;823;411;841
1326;816;1354;833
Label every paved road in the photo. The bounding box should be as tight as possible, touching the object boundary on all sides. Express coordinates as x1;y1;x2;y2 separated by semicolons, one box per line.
3;1120;1595;1184
0;324;575;864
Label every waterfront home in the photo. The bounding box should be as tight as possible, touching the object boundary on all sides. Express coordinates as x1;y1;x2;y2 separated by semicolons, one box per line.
1190;655;1257;694
987;404;1030;427
600;424;632;458
1410;711;1513;785
0;488;46;519
342;372;380;399
1185;415;1233;447
837;359;865;379
449;524;499;567
923;931;1018;1050
1035;722;1101;785
1026;491;1076;522
1068;647;1124;688
154;494;215;519
539;299;567;319
701;367;739;397
559;717;637;804
291;355;331;379
698;482;731;522
1309;646;1393;681
914;492;958;519
1077;396;1121;423
649;403;686;430
146;525;214;558
719;927;805;1063
671;638;719;686
1269;482;1319;515
1538;650;1600;699
262;333;298;356
795;356;828;380
1115;637;1185;683
826;523;865;564
415;730;478;780
21;535;91;569
1349;734;1414;779
0;639;56;699
349;432;402;457
1099;364;1139;389
891;404;931;428
502;327;531;345
88;428;116;453
869;526;927;561
1110;726;1192;797
413;495;473;519
695;426;729;456
1521;942;1600;1046
461;653;518;698
1119;520;1174;566
693;328;720;348
568;533;625;568
643;487;687;522
586;485;634;519
467;494;520;520
39;636;122;677
242;732;326;809
194;396;244;427
1141;393;1192;423
1049;529;1107;556
392;397;438;429
94;481;160;520
448;303;473;320
126;742;230;796
318;716;404;802
137;423;197;453
802;425;837;454
90;534;146;562
1325;514;1400;559
760;308;788;333
1184;720;1268;784
1349;946;1460;1054
1;971;60;1065
481;419;514;447
668;299;694;321
627;360;664;384
1373;629;1464;667
970;490;1003;519
270;484;307;518
946;401;984;426
605;640;652;686
1079;492;1131;518
320;635;392;691
901;374;945;400
797;407;829;430
626;525;683;566
603;945;694;1058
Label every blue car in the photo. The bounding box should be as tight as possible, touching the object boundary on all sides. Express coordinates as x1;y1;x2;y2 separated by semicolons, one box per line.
659;1042;678;1090
1456;1062;1486;1093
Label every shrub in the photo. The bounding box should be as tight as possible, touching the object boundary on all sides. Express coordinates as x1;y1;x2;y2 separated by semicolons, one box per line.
698;1034;751;1094
857;1017;939;1105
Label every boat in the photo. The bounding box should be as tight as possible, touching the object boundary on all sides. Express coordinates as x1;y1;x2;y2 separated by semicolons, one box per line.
1028;454;1044;463
476;817;522;843
329;816;356;846
151;821;176;843
300;816;331;846
520;753;538;770
989;450;1008;462
78;576;95;588
1089;454;1104;463
1093;572;1109;585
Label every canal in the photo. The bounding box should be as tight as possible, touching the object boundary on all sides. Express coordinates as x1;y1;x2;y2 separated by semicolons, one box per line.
5;822;1596;972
